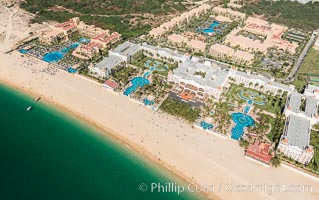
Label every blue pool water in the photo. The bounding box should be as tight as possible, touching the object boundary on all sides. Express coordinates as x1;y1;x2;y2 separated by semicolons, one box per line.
144;60;168;72
124;77;150;96
243;106;250;114
43;52;64;63
79;38;90;43
42;43;79;63
143;71;151;78
237;90;266;106
231;112;254;140
19;49;28;54
143;99;154;106
201;21;220;34
67;68;77;73
201;121;213;130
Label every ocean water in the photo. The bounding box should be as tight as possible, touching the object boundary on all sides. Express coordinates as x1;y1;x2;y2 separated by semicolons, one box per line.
0;84;203;200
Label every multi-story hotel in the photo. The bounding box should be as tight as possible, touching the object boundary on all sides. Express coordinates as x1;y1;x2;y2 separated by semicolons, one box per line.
88;41;140;78
278;115;314;165
168;60;230;100
229;69;295;96
40;17;80;44
141;43;188;63
209;44;254;65
149;4;211;38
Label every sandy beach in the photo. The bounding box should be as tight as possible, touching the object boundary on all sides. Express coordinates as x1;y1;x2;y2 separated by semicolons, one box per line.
0;51;318;200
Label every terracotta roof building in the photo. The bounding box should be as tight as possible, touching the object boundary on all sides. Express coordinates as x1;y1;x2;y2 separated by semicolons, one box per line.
245;140;272;164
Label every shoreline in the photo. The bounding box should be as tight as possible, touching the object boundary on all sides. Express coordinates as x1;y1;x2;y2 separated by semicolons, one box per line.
0;78;214;200
0;51;318;200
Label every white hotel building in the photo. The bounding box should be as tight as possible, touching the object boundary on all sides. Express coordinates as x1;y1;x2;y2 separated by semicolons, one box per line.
278;115;314;165
229;70;295;96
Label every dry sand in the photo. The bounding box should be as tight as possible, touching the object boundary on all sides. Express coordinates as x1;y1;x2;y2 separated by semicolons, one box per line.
0;51;318;200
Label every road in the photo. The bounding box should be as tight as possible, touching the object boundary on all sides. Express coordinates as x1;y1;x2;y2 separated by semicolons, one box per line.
284;30;319;83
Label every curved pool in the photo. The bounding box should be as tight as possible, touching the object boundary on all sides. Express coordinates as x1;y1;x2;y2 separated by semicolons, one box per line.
231;112;254;140
42;42;79;63
124;77;150;96
43;52;64;63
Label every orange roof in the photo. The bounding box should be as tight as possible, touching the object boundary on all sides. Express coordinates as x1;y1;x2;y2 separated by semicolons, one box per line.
104;79;119;89
93;32;121;44
82;42;101;51
246;140;272;164
54;19;77;31
180;91;194;101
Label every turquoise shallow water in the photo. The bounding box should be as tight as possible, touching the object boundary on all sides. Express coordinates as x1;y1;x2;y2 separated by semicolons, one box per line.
0;84;203;200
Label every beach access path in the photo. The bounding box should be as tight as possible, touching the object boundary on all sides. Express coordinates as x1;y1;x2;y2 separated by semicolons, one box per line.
0;51;318;200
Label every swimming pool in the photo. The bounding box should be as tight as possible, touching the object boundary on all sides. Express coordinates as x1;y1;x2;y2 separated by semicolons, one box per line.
200;21;220;34
243;106;250;114
144;59;168;72
231;112;254;140
143;98;154;106
42;42;79;63
19;49;28;54
124;77;150;96
201;121;213;130
67;68;77;73
237;90;266;106
79;38;90;43
143;71;151;78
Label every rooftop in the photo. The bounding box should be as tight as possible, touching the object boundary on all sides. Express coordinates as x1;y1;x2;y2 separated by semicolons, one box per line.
305;96;318;118
95;55;124;71
287;92;302;113
246;140;272;164
233;70;293;92
173;61;229;90
110;41;141;57
283;115;311;149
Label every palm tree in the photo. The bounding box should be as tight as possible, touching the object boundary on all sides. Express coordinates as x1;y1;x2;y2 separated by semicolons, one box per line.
271;156;281;168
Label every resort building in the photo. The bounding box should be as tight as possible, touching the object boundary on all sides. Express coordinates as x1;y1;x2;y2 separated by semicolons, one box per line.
278;115;314;165
229;69;295;96
88;41;141;78
40;17;80;44
91;32;121;50
72;31;121;60
77;21;109;38
168;60;230;100
187;40;206;53
109;41;141;63
212;7;246;21
167;34;188;46
72;42;102;60
141;43;189;63
284;92;319;124
214;15;233;23
304;84;319;100
88;55;125;79
149;27;166;38
224;17;298;54
245;140;273;165
209;44;254;65
149;4;212;38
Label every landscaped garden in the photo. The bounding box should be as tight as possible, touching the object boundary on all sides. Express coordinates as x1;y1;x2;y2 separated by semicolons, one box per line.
132;55;178;77
225;84;286;115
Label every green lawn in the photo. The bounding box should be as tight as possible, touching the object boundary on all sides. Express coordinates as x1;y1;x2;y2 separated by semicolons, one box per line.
225;84;285;114
132;56;177;76
294;48;319;91
309;130;319;172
